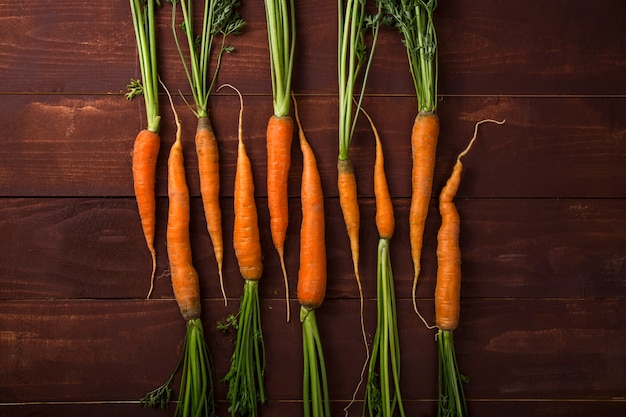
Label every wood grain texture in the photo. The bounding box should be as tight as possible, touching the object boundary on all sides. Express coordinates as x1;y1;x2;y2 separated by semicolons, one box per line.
1;95;625;198
1;0;624;415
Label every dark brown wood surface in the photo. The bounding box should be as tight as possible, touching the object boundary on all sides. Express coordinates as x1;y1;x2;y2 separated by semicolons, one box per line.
1;0;625;416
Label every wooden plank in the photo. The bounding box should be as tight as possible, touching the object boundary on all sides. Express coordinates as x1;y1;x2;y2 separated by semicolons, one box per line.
1;95;625;199
1;1;624;95
1;400;625;417
1;299;624;403
2;197;625;301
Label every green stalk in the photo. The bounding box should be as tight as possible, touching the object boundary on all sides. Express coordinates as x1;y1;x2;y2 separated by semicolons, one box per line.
301;306;331;417
337;0;382;160
141;318;215;417
222;280;266;417
364;238;405;417
437;329;468;417
378;0;438;113
128;0;160;132
264;0;296;117
170;0;245;118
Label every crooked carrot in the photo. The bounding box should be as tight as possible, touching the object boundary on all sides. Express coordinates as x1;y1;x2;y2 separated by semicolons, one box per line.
436;119;505;417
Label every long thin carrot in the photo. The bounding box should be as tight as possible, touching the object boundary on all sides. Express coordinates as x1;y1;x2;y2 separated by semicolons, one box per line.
292;93;330;417
141;81;216;417
359;106;405;417
264;0;296;322
379;0;440;320
170;0;245;305
127;0;161;299
219;84;266;417
435;118;505;417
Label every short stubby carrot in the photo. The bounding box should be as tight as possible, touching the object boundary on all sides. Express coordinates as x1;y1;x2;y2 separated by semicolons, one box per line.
337;158;360;279
195;116;225;301
234;130;263;282
132;128;160;298
167;135;201;322
409;111;439;308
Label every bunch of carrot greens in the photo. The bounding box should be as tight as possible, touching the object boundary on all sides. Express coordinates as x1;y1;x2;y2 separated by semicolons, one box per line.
170;0;245;305
263;0;296;322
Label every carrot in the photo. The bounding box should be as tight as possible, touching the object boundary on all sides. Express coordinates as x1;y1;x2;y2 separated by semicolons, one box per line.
264;0;296;321
435;118;505;417
359;106;405;417
170;0;245;305
132;129;160;298
337;3;383;413
195;118;225;300
292;93;331;417
409;111;439;308
219;84;266;417
141;81;216;417
127;0;161;299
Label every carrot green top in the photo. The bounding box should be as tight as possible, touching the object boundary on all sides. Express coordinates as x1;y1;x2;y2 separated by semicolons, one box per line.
380;0;439;113
127;0;161;133
337;0;382;160
171;0;245;119
264;0;296;118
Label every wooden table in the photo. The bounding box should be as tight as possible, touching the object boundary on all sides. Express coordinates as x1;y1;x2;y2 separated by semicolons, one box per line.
1;1;625;415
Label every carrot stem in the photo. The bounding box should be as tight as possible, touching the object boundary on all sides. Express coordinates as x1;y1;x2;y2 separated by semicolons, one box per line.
437;329;467;417
301;307;330;417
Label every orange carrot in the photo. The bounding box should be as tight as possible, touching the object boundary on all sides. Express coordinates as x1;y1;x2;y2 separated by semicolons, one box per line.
435;118;504;417
266;114;294;319
435;118;504;331
132;129;160;299
167;120;201;323
337;158;360;280
371;116;394;240
409;111;439;313
230;90;263;282
220;84;267;416
292;97;326;310
195;117;226;302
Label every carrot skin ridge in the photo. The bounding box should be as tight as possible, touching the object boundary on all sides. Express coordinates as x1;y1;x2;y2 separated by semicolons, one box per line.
132;129;160;299
409;111;439;313
195;116;226;304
